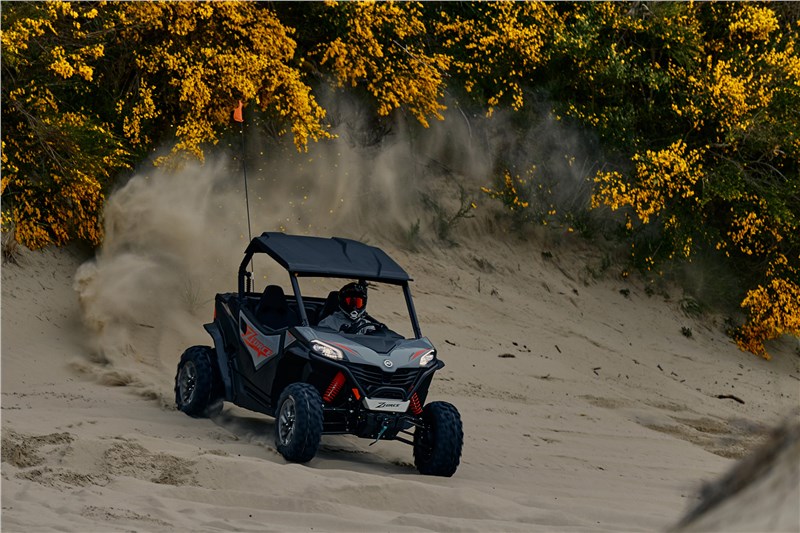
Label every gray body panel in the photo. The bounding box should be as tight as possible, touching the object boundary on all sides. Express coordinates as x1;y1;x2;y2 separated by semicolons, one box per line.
293;326;435;371
239;312;282;371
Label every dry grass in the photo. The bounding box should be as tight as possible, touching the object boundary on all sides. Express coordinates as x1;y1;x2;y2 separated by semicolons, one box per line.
2;231;21;265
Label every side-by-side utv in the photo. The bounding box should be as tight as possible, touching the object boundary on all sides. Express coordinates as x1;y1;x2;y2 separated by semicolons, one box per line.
175;232;463;476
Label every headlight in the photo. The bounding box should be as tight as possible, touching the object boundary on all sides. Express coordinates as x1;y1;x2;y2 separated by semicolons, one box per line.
419;349;436;366
310;340;344;360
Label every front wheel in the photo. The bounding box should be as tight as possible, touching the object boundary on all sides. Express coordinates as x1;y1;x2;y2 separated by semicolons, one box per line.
275;383;323;463
414;401;463;477
175;346;222;417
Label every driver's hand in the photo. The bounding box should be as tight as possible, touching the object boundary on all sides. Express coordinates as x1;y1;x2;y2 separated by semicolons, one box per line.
342;319;371;334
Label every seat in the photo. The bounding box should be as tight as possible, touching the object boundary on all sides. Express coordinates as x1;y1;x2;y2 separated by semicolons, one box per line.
315;290;339;325
255;285;299;330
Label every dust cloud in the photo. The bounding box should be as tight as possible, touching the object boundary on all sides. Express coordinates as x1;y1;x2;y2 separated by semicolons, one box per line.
73;99;598;400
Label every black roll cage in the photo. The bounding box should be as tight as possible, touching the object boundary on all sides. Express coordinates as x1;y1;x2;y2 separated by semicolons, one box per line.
237;250;423;339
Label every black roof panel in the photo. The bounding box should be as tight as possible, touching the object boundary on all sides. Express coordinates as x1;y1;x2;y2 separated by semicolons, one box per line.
245;232;410;282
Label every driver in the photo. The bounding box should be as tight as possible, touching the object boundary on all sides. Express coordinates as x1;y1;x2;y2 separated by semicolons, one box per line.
318;281;384;335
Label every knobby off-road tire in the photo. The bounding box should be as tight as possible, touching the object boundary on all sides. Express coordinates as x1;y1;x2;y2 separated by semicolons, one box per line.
414;401;464;477
275;383;324;463
175;345;222;417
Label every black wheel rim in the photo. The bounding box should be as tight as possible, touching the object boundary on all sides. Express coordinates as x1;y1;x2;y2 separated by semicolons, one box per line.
178;361;197;405
278;396;296;446
416;423;433;462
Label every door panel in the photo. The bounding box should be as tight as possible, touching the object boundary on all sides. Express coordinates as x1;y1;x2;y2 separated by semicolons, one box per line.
235;310;285;408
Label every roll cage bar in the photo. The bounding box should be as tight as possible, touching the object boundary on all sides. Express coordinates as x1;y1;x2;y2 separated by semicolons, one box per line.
238;233;422;339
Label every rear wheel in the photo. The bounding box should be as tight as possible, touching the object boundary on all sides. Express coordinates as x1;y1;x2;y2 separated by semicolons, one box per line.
175;346;222;417
414;401;463;477
275;383;323;463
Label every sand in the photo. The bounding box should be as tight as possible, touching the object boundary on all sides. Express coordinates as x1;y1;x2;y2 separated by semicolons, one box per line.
2;232;799;532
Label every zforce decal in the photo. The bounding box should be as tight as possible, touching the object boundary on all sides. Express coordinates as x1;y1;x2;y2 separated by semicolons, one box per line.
362;397;411;413
243;325;274;359
239;313;282;370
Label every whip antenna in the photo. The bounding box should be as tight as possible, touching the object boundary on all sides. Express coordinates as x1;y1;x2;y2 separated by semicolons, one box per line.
234;100;254;291
233;100;252;242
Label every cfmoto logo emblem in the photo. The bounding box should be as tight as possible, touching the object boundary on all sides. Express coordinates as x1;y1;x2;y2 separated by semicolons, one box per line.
383;359;393;368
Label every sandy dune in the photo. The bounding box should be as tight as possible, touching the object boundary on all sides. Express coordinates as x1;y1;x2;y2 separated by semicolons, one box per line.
674;416;799;533
2;227;798;532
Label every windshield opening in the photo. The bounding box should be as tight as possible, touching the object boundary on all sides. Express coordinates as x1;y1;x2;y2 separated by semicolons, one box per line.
298;277;414;339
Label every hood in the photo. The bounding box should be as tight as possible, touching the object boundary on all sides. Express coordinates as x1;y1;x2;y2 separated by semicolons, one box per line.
295;327;435;371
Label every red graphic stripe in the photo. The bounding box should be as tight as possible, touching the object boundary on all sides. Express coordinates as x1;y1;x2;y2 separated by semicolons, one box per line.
410;349;428;360
243;325;274;358
329;341;358;355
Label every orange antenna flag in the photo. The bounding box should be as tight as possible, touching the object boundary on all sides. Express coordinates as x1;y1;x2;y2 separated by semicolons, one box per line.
233;100;244;123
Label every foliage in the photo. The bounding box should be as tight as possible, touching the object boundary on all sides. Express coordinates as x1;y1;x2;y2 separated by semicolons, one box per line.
550;2;708;151
112;1;330;161
481;170;533;229
421;181;477;245
736;261;800;359
481;166;567;232
592;140;705;268
2;2;129;247
432;2;561;116
1;1;797;357
316;1;450;128
1;1;329;248
402;218;421;252
579;3;799;357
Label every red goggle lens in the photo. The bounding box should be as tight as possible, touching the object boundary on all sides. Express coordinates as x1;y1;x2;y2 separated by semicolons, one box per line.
344;296;365;309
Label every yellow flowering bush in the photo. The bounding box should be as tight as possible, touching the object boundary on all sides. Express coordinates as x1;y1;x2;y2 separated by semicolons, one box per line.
554;2;704;149
592;141;706;270
481;170;531;228
2;1;329;248
593;141;704;226
481;166;568;231
1;1;797;358
2;2;129;247
433;2;560;116
317;1;450;127
576;3;799;357
114;1;331;159
738;275;800;359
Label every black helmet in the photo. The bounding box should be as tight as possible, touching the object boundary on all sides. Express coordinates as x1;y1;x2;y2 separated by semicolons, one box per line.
339;282;367;320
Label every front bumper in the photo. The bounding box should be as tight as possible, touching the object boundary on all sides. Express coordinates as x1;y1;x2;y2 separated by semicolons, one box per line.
309;352;443;401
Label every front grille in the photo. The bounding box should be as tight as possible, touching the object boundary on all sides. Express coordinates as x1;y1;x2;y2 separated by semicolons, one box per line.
348;364;420;396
